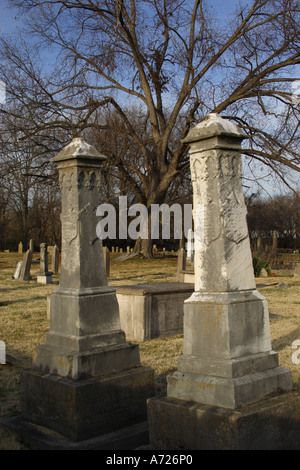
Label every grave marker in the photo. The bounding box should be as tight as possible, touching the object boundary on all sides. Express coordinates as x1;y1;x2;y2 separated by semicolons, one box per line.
148;113;299;450
16;137;154;448
18;250;32;281
13;261;23;280
52;245;59;275
37;243;53;284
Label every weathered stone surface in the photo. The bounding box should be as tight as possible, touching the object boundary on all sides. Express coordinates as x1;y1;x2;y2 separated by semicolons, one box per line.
16;138;154;446
13;261;22;280
52;245;59;274
21;366;153;442
18;250;33;281
37;243;52;284
116;282;194;341
147;113;295;449
148;392;300;450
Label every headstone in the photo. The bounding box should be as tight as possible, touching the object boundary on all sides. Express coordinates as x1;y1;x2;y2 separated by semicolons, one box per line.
102;246;110;277
257;235;262;252
17;137;154;448
18;250;33;281
18;242;23;254
37;243;53;284
29;239;34;252
52;245;59;275
176;247;186;282
186;228;193;263
148;113;299;450
294;263;300;277
13;261;23;280
0;340;5;364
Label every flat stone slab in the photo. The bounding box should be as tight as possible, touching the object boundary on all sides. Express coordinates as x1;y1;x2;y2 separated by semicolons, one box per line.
148;390;300;450
0;416;150;450
116;283;194;341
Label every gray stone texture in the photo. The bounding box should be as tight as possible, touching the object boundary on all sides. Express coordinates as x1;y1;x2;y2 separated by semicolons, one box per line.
148;113;295;449
148;392;300;450
52;245;59;274
37;243;52;284
116;283;194;341
19;138;154;445
18;250;33;281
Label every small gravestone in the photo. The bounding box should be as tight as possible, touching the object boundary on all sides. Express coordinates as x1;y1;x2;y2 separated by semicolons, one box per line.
29;239;34;252
0;341;5;364
176;247;186;282
13;261;23;280
18;242;23;254
18;250;33;281
37;243;53;284
52;245;59;275
186;228;193;263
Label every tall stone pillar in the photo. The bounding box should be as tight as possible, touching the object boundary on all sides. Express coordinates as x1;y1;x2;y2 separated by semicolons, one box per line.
15;138;154;448
148;114;300;450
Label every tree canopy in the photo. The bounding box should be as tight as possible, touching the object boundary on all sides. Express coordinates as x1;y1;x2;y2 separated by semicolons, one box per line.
0;0;299;255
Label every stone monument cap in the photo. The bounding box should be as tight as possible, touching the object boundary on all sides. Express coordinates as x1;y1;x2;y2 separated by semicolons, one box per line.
181;113;247;144
51;137;107;166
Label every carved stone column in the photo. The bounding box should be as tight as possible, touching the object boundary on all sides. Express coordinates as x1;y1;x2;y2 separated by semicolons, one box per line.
17;138;154;447
147;114;299;450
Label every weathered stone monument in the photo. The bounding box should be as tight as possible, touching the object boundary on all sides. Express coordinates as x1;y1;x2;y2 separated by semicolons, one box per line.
51;244;59;275
37;243;53;284
13;261;23;280
186;228;193;263
148;113;300;450
6;138;154;449
176;247;186;281
18;242;23;254
17;250;33;281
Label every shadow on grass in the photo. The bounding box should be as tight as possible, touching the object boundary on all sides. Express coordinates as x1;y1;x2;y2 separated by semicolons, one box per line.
0;297;47;307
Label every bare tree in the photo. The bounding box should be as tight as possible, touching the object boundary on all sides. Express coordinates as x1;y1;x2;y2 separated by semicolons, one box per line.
0;0;299;256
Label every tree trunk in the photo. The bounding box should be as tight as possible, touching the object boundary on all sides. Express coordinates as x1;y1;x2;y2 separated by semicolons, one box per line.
133;237;154;258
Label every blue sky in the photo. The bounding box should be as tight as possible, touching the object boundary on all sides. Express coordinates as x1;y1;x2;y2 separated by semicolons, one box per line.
0;1;20;35
0;0;242;35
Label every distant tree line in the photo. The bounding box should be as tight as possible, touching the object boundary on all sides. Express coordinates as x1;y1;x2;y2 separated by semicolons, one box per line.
247;191;300;251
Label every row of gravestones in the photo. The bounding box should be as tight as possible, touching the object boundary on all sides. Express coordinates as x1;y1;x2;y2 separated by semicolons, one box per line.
13;244;59;283
13;244;111;282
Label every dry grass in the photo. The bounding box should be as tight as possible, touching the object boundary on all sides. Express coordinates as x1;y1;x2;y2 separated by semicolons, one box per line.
0;251;299;449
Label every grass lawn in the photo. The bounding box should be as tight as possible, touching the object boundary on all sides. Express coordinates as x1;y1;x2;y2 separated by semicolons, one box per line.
0;251;299;449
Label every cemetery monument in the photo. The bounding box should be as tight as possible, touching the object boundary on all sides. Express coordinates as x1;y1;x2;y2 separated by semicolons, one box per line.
2;137;154;449
147;113;300;450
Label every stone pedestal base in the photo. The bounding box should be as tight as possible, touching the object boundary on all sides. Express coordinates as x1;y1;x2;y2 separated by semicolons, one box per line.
37;274;53;284
0;416;150;450
20;366;154;443
147;392;300;450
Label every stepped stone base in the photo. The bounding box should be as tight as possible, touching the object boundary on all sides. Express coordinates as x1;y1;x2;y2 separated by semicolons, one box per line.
0;416;150;450
147;391;300;450
20;366;154;443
